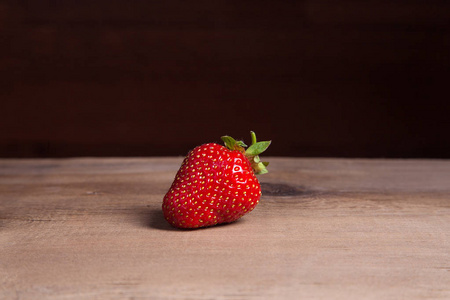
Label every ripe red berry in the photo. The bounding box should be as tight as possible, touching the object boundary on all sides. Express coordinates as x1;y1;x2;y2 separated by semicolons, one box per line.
162;131;271;229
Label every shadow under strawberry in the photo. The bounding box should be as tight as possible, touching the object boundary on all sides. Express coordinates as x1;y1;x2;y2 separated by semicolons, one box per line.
146;208;247;231
136;206;177;231
260;182;308;197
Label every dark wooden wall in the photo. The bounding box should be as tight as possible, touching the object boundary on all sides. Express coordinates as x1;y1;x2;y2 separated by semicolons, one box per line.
1;1;449;158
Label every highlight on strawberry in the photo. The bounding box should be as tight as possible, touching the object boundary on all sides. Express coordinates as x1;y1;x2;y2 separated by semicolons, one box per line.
162;131;271;229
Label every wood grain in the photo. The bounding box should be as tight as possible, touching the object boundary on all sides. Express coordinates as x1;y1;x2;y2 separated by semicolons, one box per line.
0;158;449;299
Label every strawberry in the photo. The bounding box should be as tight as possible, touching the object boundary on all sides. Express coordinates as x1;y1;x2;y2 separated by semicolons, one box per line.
162;131;271;229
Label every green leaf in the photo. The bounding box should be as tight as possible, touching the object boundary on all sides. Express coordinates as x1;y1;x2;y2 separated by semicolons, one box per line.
254;162;269;175
245;141;271;156
236;140;248;148
262;161;269;167
221;136;236;150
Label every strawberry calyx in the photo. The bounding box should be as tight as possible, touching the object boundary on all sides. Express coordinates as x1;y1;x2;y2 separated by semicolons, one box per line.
221;135;247;152
221;131;271;175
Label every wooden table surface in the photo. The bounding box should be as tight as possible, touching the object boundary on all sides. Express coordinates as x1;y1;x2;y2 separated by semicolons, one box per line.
1;158;449;299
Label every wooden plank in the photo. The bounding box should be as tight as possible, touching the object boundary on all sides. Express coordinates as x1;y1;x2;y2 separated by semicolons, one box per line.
0;158;449;299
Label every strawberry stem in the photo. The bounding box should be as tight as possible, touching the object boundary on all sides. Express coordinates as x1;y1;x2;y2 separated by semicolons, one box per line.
250;131;257;145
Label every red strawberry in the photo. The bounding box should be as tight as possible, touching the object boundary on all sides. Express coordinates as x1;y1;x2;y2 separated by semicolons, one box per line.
162;131;271;229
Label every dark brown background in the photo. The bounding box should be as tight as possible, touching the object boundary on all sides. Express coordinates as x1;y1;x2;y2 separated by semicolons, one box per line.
1;1;449;158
